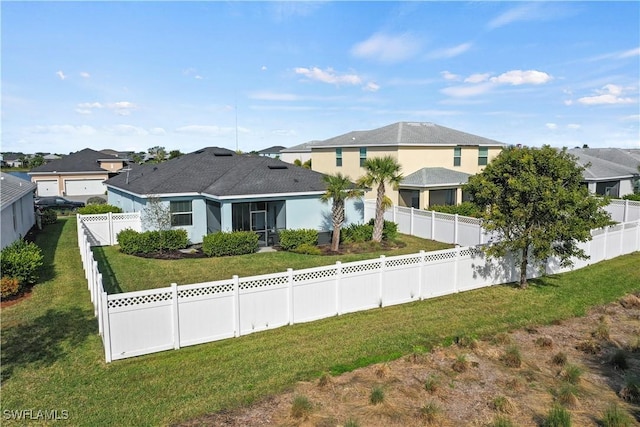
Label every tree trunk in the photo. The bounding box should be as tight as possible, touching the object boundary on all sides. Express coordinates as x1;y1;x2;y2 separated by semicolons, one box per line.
519;245;529;289
331;200;344;252
373;183;386;242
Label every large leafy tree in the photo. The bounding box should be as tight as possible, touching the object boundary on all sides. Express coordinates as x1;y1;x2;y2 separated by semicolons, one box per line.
320;173;364;251
465;145;610;288
357;156;403;242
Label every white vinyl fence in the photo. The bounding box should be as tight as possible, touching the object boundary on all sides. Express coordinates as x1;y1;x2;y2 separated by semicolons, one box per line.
77;211;640;362
79;212;142;246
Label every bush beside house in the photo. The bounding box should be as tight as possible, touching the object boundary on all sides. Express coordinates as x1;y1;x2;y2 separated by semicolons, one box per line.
278;229;319;251
202;231;259;257
116;229;189;255
0;240;44;300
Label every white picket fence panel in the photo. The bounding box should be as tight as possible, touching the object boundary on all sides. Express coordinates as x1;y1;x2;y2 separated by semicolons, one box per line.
78;203;640;362
78;212;142;246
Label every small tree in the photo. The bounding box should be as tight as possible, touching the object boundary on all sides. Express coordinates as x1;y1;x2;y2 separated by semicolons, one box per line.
465;145;610;288
357;156;403;242
320;173;364;251
142;196;172;231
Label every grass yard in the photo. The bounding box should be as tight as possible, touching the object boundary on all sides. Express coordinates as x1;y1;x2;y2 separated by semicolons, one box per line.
93;232;452;293
1;216;639;426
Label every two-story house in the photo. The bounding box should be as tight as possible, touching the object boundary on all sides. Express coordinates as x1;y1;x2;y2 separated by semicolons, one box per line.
309;122;507;208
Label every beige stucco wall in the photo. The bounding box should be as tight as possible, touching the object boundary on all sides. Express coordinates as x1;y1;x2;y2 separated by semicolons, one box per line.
100;160;125;171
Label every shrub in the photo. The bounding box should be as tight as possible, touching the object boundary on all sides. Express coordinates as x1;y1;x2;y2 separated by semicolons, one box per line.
116;229;188;254
593;321;610;340
602;403;633;427
560;364;583;385
40;209;57;225
161;229;189;251
429;201;483;218
424;375;440;393
202;231;258;257
1;277;21;300
555;383;579;406
278;228;318;251
117;228;143;254
341;223;373;243
78;204;123;214
490;395;514;414
622;193;640;202
86;196;107;205
543;404;571;427
292;243;321;255
369;386;385;405
0;239;43;286
290;395;313;419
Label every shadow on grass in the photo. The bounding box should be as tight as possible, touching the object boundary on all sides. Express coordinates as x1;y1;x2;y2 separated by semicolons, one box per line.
34;218;66;283
1;307;97;381
91;246;123;294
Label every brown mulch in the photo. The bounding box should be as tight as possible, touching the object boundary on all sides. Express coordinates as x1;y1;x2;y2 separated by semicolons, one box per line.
179;294;640;427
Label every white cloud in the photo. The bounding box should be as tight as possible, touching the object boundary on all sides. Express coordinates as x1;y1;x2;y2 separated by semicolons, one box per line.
546;123;558;130
294;67;362;86
261;65;267;71
567;124;581;130
363;82;380;92
107;125;148;136
80;72;90;79
56;70;67;80
577;84;635;105
441;71;460;81
441;83;493;98
486;3;574;30
428;42;472;59
109;101;138;116
149;128;167;135
618;47;640;58
487;3;540;29
32;125;96;135
183;68;203;80
351;32;422;63
489;70;552;85
464;73;491;84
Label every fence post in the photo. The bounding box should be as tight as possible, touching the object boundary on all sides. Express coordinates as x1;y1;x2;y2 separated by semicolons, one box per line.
233;275;241;337
431;211;435;239
392;205;397;223
287;268;294;325
108;212;113;245
637;220;640;251
97;272;103;335
418;250;425;300
101;292;112;363
335;261;342;315
379;255;386;308
603;226;609;260
479;222;484;245
410;207;415;236
454;214;459;245
171;283;180;350
624;200;629;223
453;246;460;293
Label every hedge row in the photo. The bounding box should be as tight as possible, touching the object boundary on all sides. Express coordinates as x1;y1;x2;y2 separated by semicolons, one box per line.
202;231;258;257
341;219;398;243
278;229;318;251
116;228;189;254
78;204;123;214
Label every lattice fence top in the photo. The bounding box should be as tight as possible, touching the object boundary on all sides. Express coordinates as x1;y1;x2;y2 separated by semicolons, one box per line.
80;215;108;223
293;267;337;283
458;216;481;225
178;282;234;299
424;250;458;263
108;291;172;308
239;274;288;290
342;260;381;275
385;255;421;268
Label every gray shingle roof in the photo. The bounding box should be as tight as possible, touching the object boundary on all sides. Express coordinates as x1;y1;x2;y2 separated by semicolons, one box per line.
280;140;323;153
105;147;330;197
401;167;472;188
257;145;286;155
29;148;123;174
568;148;640;180
1;172;37;210
308;122;507;148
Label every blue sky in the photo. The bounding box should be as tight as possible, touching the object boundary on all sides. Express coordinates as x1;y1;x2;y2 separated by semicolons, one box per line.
2;1;638;155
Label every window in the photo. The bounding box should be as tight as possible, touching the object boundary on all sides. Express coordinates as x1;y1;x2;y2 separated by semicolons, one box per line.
170;201;193;226
453;147;461;167
359;147;367;167
478;147;488;166
336;148;342;167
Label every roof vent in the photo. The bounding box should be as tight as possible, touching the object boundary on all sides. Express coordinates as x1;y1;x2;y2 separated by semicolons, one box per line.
194;149;204;154
213;152;233;157
268;165;288;170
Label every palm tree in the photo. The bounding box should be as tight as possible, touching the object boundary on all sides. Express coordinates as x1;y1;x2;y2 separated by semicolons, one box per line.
320;173;364;251
357;156;403;242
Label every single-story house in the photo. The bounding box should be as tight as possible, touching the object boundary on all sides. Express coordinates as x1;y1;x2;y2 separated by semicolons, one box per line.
104;147;363;246
257;145;286;158
569;148;640;197
1;172;37;249
306;121;507;206
29;148;128;197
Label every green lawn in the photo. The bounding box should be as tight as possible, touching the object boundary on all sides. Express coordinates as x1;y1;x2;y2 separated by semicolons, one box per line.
1;216;638;426
94;233;452;293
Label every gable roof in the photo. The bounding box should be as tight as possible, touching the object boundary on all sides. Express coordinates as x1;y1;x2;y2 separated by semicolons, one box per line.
308;122;507;149
569;148;640;181
257;145;286;155
105;147;330;198
280;140;322;153
401;167;472;188
1;172;37;210
29;148;124;174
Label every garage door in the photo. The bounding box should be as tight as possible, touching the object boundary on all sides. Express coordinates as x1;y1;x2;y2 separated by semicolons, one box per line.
36;180;58;196
65;179;106;196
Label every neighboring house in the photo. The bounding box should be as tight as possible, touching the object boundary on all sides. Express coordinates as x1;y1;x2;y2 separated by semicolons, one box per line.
3;154;24;168
309;121;507;208
569;148;640;197
1;172;37;249
280;140;319;164
257;145;286;158
43;153;62;162
104;147;363;246
29;148;128;197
